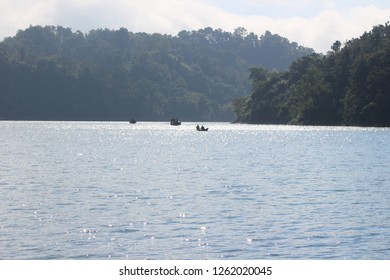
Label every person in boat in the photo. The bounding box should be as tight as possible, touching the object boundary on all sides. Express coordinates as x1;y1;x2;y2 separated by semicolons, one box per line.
196;124;209;131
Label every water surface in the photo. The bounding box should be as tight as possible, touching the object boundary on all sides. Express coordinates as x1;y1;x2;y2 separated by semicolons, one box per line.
1;121;389;259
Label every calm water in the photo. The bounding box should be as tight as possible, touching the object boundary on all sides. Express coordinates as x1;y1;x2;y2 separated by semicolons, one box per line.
0;121;389;260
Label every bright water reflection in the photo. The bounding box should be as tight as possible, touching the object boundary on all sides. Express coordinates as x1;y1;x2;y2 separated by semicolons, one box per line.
0;121;389;259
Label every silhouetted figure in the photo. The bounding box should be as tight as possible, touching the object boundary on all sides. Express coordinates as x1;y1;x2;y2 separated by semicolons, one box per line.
196;125;208;131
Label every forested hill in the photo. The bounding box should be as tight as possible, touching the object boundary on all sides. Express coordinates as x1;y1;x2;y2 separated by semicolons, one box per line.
233;23;390;127
0;25;313;121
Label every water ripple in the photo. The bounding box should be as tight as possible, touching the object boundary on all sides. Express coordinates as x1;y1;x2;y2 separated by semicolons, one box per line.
1;121;389;259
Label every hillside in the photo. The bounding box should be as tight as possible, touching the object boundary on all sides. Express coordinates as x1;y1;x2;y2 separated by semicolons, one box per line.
0;25;313;121
233;23;390;127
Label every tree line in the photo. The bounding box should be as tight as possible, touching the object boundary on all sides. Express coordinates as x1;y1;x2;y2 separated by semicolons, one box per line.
233;23;390;127
0;25;313;121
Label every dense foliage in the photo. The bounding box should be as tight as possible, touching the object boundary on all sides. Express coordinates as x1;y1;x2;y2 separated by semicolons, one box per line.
233;23;390;127
0;25;312;121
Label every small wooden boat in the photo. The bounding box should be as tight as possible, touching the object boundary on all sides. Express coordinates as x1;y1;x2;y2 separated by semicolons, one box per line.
170;119;181;126
196;125;208;131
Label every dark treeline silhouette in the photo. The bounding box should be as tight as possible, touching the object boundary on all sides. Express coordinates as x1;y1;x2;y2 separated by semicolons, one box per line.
233;23;390;127
0;25;313;121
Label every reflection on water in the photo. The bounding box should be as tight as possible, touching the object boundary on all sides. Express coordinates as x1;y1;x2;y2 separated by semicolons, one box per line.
0;121;389;259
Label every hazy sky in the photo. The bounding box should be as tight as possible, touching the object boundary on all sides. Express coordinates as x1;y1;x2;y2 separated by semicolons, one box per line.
1;0;389;52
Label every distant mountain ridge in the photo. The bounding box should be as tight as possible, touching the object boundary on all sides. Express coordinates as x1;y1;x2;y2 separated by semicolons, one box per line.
0;25;313;121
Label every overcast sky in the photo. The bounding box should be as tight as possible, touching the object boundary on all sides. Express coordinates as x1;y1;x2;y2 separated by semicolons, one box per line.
1;0;389;53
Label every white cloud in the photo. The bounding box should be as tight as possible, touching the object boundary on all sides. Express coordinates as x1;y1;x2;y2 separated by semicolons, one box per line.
274;5;390;52
51;0;226;34
1;0;389;53
1;0;56;35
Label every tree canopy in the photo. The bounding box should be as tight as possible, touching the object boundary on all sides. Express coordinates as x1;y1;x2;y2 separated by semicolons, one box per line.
0;25;313;121
233;23;390;127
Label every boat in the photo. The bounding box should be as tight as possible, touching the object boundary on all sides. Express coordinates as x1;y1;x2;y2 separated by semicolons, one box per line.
196;125;209;131
170;118;181;126
129;119;137;124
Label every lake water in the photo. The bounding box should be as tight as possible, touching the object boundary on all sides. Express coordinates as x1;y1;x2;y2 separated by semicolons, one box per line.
0;121;389;260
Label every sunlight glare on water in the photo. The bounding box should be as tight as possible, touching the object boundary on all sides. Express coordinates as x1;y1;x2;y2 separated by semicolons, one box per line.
0;121;389;259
